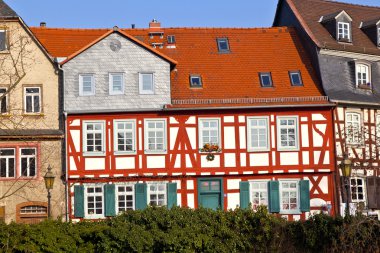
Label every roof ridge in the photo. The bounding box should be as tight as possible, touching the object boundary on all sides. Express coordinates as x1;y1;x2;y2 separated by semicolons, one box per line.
314;0;380;10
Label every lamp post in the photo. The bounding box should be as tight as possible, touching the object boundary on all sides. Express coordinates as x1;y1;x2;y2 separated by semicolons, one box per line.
341;154;352;217
43;165;55;218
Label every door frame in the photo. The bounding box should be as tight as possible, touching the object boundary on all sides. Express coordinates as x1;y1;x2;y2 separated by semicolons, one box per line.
197;177;224;210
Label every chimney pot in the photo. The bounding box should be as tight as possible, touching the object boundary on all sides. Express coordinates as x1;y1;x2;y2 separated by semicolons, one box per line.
40;22;46;27
131;24;135;29
113;25;119;31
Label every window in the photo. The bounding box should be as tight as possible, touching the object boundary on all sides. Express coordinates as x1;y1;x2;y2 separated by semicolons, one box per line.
20;148;36;177
24;87;41;113
148;183;166;207
376;115;380;140
85;185;103;218
350;177;366;202
114;120;135;153
280;181;299;213
139;73;154;94
356;64;370;87
116;184;134;213
0;149;15;178
289;71;303;86
79;74;95;96
346;112;361;144
167;35;176;44
109;73;124;95
0;88;7;113
277;116;299;150
199;118;220;148
217;38;230;52
0;30;7;51
190;75;202;88
247;117;269;151
338;22;350;41
259;73;273;87
20;205;47;214
83;121;105;154
250;181;268;210
144;119;166;153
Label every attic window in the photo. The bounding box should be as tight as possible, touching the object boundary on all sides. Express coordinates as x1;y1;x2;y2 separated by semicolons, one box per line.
338;22;350;42
289;71;303;86
190;75;202;88
167;35;176;44
356;63;371;89
259;73;273;87
217;38;230;52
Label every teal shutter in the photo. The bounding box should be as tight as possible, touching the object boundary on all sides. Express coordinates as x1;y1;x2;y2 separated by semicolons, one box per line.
268;181;280;213
135;183;147;210
104;184;116;217
167;183;177;209
74;185;85;218
239;181;250;209
299;180;310;212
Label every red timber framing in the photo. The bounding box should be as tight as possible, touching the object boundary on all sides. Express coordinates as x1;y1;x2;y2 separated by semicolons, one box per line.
66;107;336;220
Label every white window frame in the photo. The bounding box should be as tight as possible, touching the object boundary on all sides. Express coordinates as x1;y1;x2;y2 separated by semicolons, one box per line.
24;87;41;114
198;118;221;149
84;184;104;219
279;180;300;214
355;63;371;87
249;180;269;210
19;148;36;178
113;119;136;154
349;177;366;203
79;74;95;96
247;116;270;152
116;183;135;213
0;29;7;51
0;87;8;114
337;22;351;41
259;72;273;87
289;71;303;86
0;148;15;178
190;75;202;88
109;73;124;95
345;112;362;145
376;115;380;141
147;182;167;207
276;116;299;151
144;119;167;154
377;27;380;47
139;73;154;95
217;38;230;52
83;121;106;155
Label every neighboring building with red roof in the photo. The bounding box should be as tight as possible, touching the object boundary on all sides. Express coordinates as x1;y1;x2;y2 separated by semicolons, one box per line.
31;20;336;221
274;0;380;218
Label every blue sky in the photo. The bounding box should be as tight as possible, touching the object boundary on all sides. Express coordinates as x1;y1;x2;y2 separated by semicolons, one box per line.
6;0;380;28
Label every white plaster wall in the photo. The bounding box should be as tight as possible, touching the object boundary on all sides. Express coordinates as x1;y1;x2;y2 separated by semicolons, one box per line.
147;156;165;168
115;157;135;169
280;152;298;165
85;158;105;170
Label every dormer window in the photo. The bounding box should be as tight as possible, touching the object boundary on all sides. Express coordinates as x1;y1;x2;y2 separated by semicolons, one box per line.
355;63;371;89
338;22;350;41
217;38;230;52
167;35;175;44
359;19;380;47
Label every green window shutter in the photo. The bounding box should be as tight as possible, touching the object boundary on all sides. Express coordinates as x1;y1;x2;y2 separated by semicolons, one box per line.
104;184;116;217
268;181;280;213
239;181;250;209
74;185;85;218
135;183;147;210
299;180;310;212
167;183;177;209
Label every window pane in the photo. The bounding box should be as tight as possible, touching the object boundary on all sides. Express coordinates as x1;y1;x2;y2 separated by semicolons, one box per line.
0;31;6;51
26;96;32;112
142;74;153;91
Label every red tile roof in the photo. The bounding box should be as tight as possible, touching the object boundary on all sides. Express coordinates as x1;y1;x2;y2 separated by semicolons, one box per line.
30;26;328;106
275;0;380;56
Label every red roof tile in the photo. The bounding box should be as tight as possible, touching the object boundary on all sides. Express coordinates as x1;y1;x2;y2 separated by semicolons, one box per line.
30;26;328;106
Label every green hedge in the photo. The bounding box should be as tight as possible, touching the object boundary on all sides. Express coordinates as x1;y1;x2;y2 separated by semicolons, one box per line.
0;207;379;252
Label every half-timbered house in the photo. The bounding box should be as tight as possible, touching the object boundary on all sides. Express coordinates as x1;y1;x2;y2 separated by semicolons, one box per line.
274;0;380;217
32;21;336;221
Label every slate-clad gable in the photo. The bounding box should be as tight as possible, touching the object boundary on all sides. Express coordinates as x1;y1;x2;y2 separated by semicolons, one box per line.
0;0;18;18
63;33;171;112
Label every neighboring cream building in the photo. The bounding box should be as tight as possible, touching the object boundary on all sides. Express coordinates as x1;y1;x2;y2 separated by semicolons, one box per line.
0;1;64;223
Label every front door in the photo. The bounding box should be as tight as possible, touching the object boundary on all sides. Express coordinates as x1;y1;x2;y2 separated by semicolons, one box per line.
198;179;223;210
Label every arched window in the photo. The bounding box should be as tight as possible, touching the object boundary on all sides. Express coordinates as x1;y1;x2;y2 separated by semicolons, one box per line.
16;202;47;224
356;64;370;88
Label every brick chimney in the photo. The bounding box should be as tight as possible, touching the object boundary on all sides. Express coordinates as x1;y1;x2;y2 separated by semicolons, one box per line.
149;19;161;29
40;22;46;27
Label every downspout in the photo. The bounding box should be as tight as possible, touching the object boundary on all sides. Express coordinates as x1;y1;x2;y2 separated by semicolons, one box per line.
56;58;69;222
331;106;341;216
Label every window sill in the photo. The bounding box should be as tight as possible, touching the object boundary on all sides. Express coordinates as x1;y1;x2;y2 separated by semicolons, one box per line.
114;151;137;155
0;113;11;117
85;215;104;219
357;84;372;90
22;113;44;117
0;50;10;54
247;148;270;153
280;210;301;215
82;152;106;157
144;150;167;155
277;147;300;152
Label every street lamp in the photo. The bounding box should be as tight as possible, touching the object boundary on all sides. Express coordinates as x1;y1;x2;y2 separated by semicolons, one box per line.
43;165;55;218
341;154;352;217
